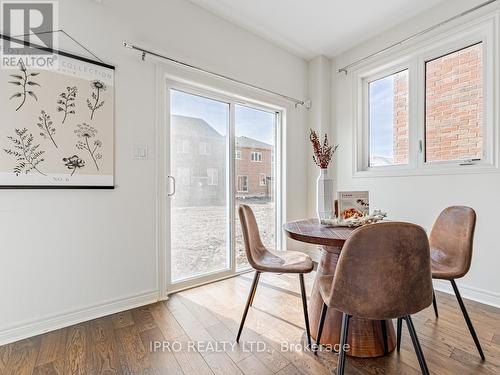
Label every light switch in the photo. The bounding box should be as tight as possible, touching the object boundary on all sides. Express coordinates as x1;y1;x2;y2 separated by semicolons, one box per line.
132;144;148;160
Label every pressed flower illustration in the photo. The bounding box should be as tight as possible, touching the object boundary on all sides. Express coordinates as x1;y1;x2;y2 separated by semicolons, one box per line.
75;123;102;171
57;86;77;124
37;110;58;148
63;155;85;176
87;80;106;120
4;128;46;176
8;60;40;111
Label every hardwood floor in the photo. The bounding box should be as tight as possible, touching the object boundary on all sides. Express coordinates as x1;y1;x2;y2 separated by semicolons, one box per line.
1;272;500;375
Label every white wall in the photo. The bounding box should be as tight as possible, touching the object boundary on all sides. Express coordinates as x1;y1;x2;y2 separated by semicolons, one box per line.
0;0;309;344
332;0;500;307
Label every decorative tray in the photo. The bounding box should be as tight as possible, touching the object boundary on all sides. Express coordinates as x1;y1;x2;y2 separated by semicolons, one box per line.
320;210;387;228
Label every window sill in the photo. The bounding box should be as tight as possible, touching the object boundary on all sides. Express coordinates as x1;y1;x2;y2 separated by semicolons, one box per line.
353;163;499;178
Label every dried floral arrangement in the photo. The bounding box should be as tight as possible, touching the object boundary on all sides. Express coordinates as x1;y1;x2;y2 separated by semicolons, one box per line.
309;129;339;169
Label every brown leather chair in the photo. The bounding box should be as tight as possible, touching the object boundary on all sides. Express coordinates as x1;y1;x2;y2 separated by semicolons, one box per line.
315;222;433;375
236;204;314;347
397;206;484;360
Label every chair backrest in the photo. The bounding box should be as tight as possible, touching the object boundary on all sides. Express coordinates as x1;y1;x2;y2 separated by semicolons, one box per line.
429;206;476;279
327;222;433;320
238;204;267;269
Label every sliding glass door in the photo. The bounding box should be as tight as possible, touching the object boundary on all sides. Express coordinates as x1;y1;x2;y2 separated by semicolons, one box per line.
167;86;281;290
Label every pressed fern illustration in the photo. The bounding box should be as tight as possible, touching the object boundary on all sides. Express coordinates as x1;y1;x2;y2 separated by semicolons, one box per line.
75;123;102;171
63;155;85;176
87;80;106;120
37;110;58;148
57;86;77;124
4;128;46;176
8;61;40;111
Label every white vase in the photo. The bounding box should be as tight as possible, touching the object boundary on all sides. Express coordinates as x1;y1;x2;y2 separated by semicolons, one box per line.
317;169;334;220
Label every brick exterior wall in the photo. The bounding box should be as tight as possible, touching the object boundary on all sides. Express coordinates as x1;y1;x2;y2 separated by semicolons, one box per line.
236;147;273;197
425;43;483;162
393;70;409;164
392;44;483;163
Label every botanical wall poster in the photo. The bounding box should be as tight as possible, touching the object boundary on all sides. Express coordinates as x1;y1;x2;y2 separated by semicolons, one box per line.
0;36;114;188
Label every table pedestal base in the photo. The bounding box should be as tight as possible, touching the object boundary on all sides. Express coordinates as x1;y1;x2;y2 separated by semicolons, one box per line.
309;246;396;358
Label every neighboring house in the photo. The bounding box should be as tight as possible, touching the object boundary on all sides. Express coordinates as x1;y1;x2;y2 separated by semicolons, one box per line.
235;136;273;199
171;115;274;206
171;115;226;206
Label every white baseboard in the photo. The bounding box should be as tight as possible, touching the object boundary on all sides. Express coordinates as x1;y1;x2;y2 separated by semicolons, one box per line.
0;290;159;346
433;280;500;309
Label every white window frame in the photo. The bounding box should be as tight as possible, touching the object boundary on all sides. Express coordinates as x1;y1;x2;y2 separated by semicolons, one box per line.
259;173;267;186
237;175;248;192
177;139;189;154
199;141;210;155
235;149;242;159
353;14;498;177
207;168;218;186
251;151;262;162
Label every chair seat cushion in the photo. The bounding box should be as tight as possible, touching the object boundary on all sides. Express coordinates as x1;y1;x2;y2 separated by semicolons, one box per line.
253;250;314;274
431;248;464;279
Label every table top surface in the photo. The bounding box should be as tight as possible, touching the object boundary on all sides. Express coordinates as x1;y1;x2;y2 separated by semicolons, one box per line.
283;218;357;247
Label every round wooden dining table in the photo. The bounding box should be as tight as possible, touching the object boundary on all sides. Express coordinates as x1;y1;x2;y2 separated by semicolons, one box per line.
283;219;396;358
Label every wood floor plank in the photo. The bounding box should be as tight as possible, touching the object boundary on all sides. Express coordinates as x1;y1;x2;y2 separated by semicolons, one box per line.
206;323;252;363
168;334;213;375
149;302;185;341
111;311;135;330
115;323;155;375
88;316;121;375
204;352;244;375
32;362;59;375
131;306;157;333
63;323;89;375
275;363;304;375
3;338;40;375
34;328;67;375
139;327;184;375
492;334;500;346
236;354;273;375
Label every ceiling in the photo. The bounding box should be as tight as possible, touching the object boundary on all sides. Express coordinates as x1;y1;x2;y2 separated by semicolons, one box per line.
188;0;448;60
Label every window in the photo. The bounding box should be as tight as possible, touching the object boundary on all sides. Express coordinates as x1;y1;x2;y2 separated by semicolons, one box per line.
235;149;242;159
355;17;495;176
199;142;210;155
259;173;267;186
207;168;218;185
425;43;483;163
237;175;248;192
251;151;262;162
369;70;409;166
177;139;189;154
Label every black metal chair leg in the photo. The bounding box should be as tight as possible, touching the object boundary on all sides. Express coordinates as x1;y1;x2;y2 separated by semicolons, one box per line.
432;289;439;318
337;313;351;375
236;271;260;342
299;274;312;349
248;272;260;307
380;320;388;355
405;315;430;375
314;303;328;354
396;317;402;352
451;279;485;360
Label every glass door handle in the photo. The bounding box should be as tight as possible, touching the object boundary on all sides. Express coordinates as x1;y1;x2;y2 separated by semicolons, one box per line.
168;175;176;197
